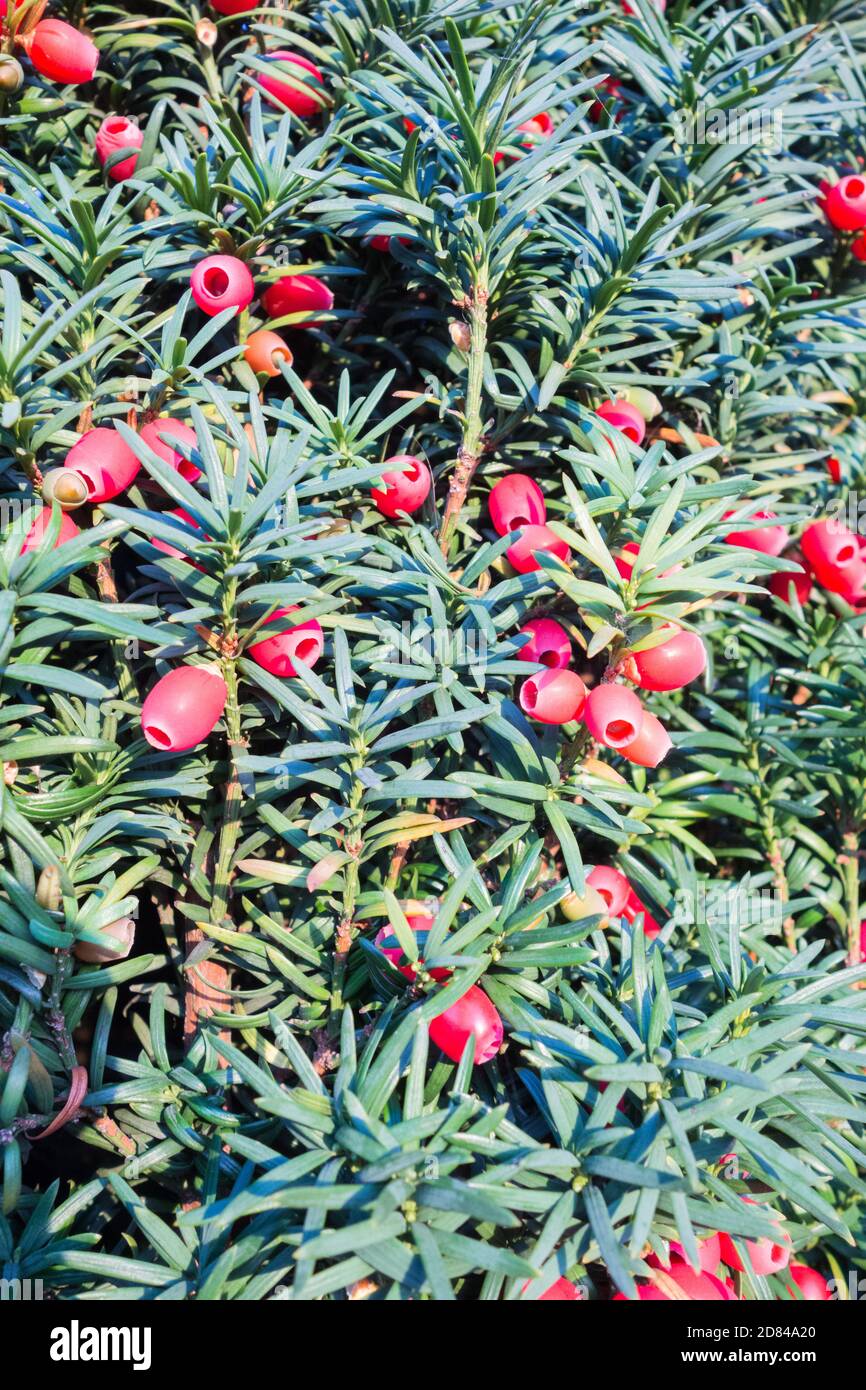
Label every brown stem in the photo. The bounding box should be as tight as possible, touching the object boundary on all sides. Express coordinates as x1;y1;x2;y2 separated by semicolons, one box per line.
438;282;488;556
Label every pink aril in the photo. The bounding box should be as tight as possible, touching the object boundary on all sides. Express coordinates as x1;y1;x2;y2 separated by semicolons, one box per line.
586;865;631;917
519;668;587;724
582;683;644;748
785;1264;832;1301
718;1199;792;1276
800;519;864;596
140;419;201;483
517;617;572;668
619;710;672;769
723;509;788;556
64;428;141;502
150;508;204;564
190;255;255;316
521;1276;581;1301
614;1267;735;1301
19;20;99;85
246;606;324;678
488;473;546;535
371;455;432;517
596;399;647;445
255;51;326;118
768;553;813;605
95;116;143;181
506;524;570;574
261;273;333;324
648;1233;721;1276
628;626;706;691
140;666;228;752
821;174;866;232
374;903;449;982
622;886;663;940
20;507;80;554
428;984;503;1064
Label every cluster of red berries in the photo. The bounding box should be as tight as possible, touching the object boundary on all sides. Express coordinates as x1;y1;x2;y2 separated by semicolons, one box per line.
371;903;502;1064
723;507;866;608
380;893;831;1302
572;865;663;940
538;1216;831;1301
18;417;332;751
818;169;866;261
488;466;704;771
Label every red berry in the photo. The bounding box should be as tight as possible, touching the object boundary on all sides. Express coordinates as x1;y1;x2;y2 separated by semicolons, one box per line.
517;617;572;668
519;668;587;724
20;19;99;85
582;684;644;749
374;906;449;982
619;710;671;768
785;1264;832;1301
822;174;866;232
140;419;201;483
20;507;80;554
723;509;788;556
428;985;503;1064
488;473;546;535
596;399;646;446
64;427;141;503
622;0;665;14
648;1233;721;1275
622;886;663;939
140;666;228;752
801;519;866;600
614;1267;735;1301
247;606;324;677
254;51;325;118
589;77;623;123
853;234;866;261
628;626;706;691
768;552;812;605
190;255;254;316
718;1198;791;1276
211;0;257;11
826;455;841;482
522;1276;581;1301
506;524;570;574
95;116;143;182
261;273;333;325
150;508;203;564
586;866;631;916
615;541;641;578
371;455;431;517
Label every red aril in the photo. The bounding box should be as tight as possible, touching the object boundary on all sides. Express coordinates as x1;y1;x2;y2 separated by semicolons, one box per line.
517;617;572;668
247;606;324;677
582;684;644;748
628;626;706;691
428;985;503;1064
371;455;431;517
488;473;546;534
519;668;587;724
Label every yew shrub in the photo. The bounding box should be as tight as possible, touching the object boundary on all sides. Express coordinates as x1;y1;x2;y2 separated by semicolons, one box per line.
0;0;865;1303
